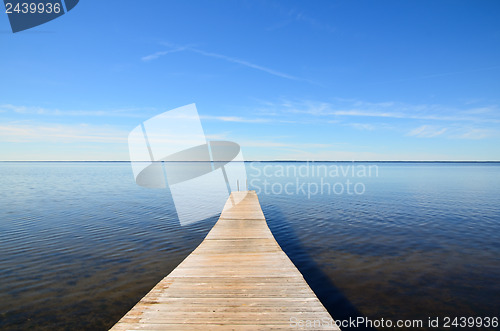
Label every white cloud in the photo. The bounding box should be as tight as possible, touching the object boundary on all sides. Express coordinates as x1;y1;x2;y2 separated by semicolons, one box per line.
251;98;500;141
141;47;187;61
201;115;270;123
189;47;299;80
245;148;456;161
408;125;447;138
142;44;299;81
0;123;128;143
266;3;336;33
240;139;332;149
407;125;499;140
0;104;153;118
451;128;497;140
346;123;376;131
272;99;500;123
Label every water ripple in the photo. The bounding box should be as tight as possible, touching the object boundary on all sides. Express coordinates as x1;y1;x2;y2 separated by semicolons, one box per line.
1;162;499;330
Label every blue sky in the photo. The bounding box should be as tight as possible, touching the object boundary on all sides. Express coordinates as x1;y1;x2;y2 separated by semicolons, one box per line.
1;0;499;161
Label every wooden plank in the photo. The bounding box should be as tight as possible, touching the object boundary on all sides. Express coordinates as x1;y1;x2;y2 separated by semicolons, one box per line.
110;191;340;330
111;323;337;330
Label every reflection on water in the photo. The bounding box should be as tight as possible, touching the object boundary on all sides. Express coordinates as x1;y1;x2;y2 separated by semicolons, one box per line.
255;162;500;330
0;162;499;330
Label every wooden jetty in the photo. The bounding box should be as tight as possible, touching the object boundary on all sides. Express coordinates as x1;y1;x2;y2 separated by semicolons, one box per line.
111;191;339;330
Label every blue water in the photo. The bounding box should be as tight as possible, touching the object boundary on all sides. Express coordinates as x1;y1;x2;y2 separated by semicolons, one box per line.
1;162;499;330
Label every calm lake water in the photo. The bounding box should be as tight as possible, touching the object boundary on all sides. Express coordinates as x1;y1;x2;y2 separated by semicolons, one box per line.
0;162;499;330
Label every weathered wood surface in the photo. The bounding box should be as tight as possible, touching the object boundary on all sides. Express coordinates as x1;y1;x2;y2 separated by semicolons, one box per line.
111;191;340;330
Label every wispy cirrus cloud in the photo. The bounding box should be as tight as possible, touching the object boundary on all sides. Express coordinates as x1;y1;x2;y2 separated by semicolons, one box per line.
407;125;499;139
240;139;332;149
0;123;127;143
201;115;270;123
408;125;447;138
142;43;300;81
187;47;299;80
266;3;336;33
141;46;188;61
450;128;498;140
346;123;377;131
370;65;500;85
267;149;458;162
273;99;500;123
0;104;155;118
253;98;500;140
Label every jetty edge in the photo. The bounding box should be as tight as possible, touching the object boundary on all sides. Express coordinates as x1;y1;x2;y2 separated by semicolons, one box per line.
110;190;340;330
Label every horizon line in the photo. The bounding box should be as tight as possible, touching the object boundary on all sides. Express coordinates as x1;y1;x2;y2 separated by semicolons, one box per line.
1;160;500;163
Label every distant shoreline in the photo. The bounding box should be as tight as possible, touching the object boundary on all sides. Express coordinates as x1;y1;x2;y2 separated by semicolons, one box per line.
1;160;500;163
